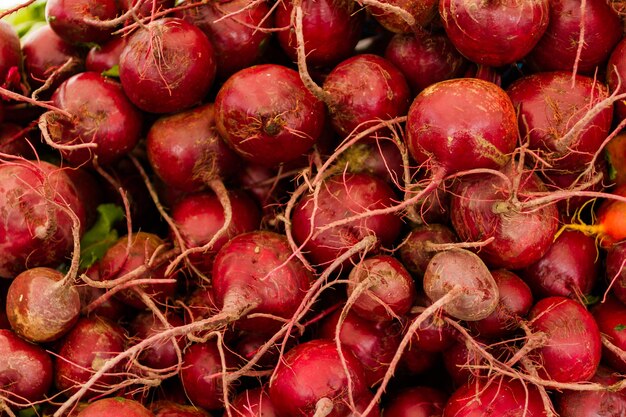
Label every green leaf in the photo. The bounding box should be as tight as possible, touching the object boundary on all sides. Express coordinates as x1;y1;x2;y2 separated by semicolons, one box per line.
615;324;626;331
80;204;125;269
582;294;601;306
102;64;120;78
606;150;618;181
18;405;41;417
3;0;47;37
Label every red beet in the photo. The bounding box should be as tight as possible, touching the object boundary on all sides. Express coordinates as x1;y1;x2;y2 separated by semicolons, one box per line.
55;317;127;398
211;231;312;333
522;230;599;299
450;166;559;269
147;103;240;192
400;345;441;375
367;0;437;33
0;123;36;158
0;21;21;86
231;387;278;417
527;0;622;73
129;311;185;370
0;329;53;404
119;18;216;114
215;64;326;166
338;139;405;185
346;255;416;322
120;0;175;17
408;306;457;352
151;400;211;417
439;0;549;67
469;269;533;340
318;309;402;387
86;37;127;74
49;72;143;166
233;331;293;369
179;341;238;410
608;241;626;305
398;224;457;278
178;0;273;77
442;377;547;416
0;160;86;278
507;71;613;171
528;296;601;383
384;31;468;94
323;54;410;138
442;339;487;386
383;386;447;417
406;78;518;176
592;297;626;373
275;0;364;68
557;366;626;417
6;267;80;343
291;172;402;268
183;286;219;324
269;339;370;417
45;0;120;44
607;37;626;122
77;398;154;417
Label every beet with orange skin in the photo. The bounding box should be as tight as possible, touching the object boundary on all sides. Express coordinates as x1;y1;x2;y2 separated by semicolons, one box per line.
77;397;154;417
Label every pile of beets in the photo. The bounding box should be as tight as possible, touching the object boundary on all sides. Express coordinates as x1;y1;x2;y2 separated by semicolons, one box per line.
2;0;626;416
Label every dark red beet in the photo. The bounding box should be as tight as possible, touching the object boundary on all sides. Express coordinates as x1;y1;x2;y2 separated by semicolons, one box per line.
398;224;457;278
528;296;601;383
442;339;487;386
0;21;21;86
0;160;86;278
178;0;272;77
0;123;35;158
0;329;53;404
367;0;437;33
119;18;216;114
439;0;549;67
6;267;80;343
151;400;211;417
235;163;283;212
318;308;402;387
469;269;533;340
212;231;311;333
233;331;293;369
346;255;416;321
607;241;626;305
231;387;278;417
21;24;83;92
171;190;261;274
383;386;447;417
129;311;185;370
443;377;547;416
215;64;326;166
338;139;404;185
77;398;154;417
384;32;467;94
400;345;441;375
55;317;127;398
607;37;626;122
291;172;403;268
49;72;143;166
527;0;622;73
557;366;626;417
63;167;103;229
408;305;457;352
86;37;127;73
275;0;364;68
183;286;219;323
45;0;120;44
450;166;559;269
120;0;175;17
406;78;518;176
522;230;599;299
147;103;240;191
323;54;410;139
180;341;238;410
507;71;613;171
269;339;370;417
99;232;178;309
592;297;626;373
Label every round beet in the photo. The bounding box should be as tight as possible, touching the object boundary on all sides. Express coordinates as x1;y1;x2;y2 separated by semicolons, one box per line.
338;139;404;184
423;249;499;321
439;0;549;67
592;297;626;373
231;387;278;417
291;172;402;268
406;78;518;176
384;32;467;94
442;339;487;385
318;308;402;387
557;366;626;417
147;103;240;191
6;267;80;343
215;64;326;166
49;72;143;166
0;21;21;85
528;296;601;383
211;231;312;333
0;329;53;404
323;54;410;139
398;224;457;278
607;38;626;122
608;242;626;305
269;339;370;417
469;270;533;340
180;341;238;410
55;317;127;398
86;36;127;73
450;166;559;269
367;0;437;33
151;400;211;417
408;304;457;352
119;18;216;114
507;71;613;171
527;0;622;73
275;0;364;68
346;255;416;321
78;398;154;417
45;0;120;44
384;386;447;417
522;230;599;299
178;0;273;77
0;123;36;158
129;311;185;370
120;0;175;17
